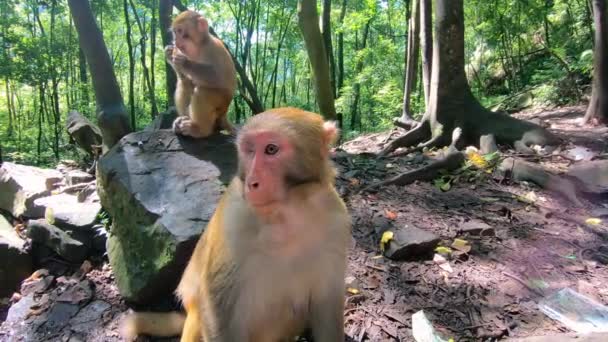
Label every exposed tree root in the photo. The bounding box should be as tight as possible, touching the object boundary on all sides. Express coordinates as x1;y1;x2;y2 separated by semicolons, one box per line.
369;125;584;208
393;117;419;131
379;120;430;156
498;157;582;206
390;134;444;158
365;151;465;191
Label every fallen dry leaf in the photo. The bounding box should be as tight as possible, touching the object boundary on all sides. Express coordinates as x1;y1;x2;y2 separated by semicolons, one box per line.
384;209;398;220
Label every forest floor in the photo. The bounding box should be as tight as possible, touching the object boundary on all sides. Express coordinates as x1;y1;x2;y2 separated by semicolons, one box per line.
1;105;608;342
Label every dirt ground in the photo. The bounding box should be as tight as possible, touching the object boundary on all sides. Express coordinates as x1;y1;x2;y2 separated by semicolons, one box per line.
1;105;608;341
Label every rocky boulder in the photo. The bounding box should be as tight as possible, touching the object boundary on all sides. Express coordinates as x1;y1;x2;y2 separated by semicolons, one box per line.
567;160;608;194
0;215;32;297
0;162;63;218
34;193;101;230
65;111;102;157
27;219;89;263
97;130;237;303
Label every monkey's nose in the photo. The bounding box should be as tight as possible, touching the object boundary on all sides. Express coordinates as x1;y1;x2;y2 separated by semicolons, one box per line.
248;181;259;190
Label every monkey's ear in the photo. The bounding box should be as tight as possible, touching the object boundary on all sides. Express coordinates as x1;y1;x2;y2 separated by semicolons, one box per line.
197;17;209;33
322;121;340;146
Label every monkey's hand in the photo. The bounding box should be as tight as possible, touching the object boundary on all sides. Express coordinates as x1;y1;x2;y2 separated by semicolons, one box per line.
172;51;188;72
164;45;175;63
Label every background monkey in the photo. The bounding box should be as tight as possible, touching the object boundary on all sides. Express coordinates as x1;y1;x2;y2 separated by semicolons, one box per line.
121;107;352;341
166;10;237;138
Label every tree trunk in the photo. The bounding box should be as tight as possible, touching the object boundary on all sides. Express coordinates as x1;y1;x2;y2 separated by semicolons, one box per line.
337;0;347;96
78;48;89;104
322;0;337;98
5;78;13;136
123;0;136;130
584;0;608;125
129;0;158;119
298;0;337;119
159;0;176;107
420;0;432;107
349;21;371;131
150;0;157;113
399;0;420;124
68;0;132;152
381;0;559;156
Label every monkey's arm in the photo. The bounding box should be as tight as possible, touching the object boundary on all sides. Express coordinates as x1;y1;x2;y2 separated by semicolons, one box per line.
179;60;227;89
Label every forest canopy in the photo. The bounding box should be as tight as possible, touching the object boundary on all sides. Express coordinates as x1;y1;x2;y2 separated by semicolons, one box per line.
0;0;597;165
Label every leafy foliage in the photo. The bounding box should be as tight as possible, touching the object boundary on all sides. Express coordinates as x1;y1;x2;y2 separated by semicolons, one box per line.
0;0;595;165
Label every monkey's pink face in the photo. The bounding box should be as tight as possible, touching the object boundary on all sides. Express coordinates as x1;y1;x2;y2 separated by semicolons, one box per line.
238;131;294;208
173;26;199;59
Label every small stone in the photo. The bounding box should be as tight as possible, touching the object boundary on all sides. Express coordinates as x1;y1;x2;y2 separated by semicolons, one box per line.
0;215;32;297
57;279;94;305
372;215;393;236
383;225;440;261
65;170;94;186
44;302;80;331
69;300;111;334
21;275;55;296
5;293;35;324
27;219;89;263
458;220;495;236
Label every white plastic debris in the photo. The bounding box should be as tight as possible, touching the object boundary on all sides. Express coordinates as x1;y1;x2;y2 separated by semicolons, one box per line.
412;310;449;342
539;288;608;333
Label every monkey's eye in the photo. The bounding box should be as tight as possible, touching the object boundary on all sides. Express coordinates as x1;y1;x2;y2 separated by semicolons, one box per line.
183;33;189;39
264;144;279;155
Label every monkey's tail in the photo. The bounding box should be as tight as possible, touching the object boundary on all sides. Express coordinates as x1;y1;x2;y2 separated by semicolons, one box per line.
120;311;186;341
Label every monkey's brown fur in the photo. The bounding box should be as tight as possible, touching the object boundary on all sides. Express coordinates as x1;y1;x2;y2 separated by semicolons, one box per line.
121;108;351;342
167;10;236;138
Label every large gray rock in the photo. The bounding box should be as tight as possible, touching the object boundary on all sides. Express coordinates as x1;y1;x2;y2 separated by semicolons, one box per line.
567;160;608;194
65;169;95;186
33;193;101;230
0;215;32;297
0;162;63;218
27;219;88;263
65;110;102;157
97;130;237;303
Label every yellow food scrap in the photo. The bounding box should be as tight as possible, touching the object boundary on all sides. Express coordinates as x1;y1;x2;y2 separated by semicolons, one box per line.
347;287;360;295
435;246;452;255
586;218;602;225
467;151;489;169
380;231;394;252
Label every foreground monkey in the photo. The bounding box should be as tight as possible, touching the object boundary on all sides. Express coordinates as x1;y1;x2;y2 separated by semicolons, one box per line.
166;10;237;138
121;107;352;341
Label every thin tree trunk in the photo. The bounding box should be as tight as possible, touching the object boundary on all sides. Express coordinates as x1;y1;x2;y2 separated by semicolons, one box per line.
150;0;157;112
159;0;176;107
420;0;432;107
37;85;45;164
78;48;89;104
5;78;13;136
322;0;337;97
337;0;347;96
270;12;292;108
298;0;337;119
584;0;608;124
49;0;60;160
123;0;136;129
399;0;420;124
280;55;288;104
349;20;372;130
129;0;158;118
